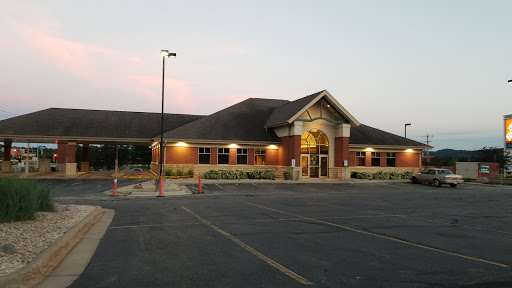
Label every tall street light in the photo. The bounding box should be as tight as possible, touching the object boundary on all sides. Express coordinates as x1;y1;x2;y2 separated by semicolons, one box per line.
159;49;176;197
405;123;411;138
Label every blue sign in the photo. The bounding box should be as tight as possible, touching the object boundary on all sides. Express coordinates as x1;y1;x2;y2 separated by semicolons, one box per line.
38;146;47;150
508;143;512;149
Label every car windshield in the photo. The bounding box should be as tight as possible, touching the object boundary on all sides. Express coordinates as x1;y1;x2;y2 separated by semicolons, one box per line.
438;169;453;175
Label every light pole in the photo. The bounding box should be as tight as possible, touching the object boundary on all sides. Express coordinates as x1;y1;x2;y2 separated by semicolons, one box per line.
159;49;176;197
404;123;411;138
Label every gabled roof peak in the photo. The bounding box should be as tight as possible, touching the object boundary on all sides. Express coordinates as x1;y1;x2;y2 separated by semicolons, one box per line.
265;89;360;128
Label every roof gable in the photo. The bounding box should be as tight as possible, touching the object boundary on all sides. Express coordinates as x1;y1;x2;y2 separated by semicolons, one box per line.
265;90;360;128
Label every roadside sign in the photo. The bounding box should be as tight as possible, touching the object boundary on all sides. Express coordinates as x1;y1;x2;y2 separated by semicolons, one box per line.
38;146;47;150
480;165;490;173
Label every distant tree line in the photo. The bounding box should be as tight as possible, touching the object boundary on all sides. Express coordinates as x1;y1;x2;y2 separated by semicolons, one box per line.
425;146;511;170
20;144;151;170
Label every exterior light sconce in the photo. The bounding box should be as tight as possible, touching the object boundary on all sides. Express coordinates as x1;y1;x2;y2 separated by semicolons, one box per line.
365;147;374;152
405;149;414;153
267;145;278;149
229;144;238;148
176;142;187;147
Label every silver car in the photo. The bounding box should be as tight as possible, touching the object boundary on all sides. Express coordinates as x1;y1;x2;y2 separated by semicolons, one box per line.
410;168;464;187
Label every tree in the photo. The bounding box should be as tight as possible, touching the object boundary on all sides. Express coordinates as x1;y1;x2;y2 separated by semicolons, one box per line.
477;146;512;170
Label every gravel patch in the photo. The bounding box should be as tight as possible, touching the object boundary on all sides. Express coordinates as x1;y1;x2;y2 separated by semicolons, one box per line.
0;205;96;277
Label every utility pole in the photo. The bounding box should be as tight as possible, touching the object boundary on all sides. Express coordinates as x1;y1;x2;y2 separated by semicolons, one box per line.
422;135;434;167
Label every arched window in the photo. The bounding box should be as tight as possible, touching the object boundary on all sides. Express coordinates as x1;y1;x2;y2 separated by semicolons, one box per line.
301;129;329;178
301;129;328;155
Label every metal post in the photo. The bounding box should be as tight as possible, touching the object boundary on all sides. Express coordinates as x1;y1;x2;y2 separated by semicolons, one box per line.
159;55;165;197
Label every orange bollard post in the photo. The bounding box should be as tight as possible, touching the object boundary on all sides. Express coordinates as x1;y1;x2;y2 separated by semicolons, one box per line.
198;173;202;194
158;173;165;197
112;176;118;197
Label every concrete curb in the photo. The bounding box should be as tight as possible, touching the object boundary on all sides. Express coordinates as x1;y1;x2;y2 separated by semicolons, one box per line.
0;206;103;288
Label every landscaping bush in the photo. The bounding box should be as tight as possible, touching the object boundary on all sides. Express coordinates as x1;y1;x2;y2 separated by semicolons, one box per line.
204;169;275;180
376;170;414;180
0;178;54;222
248;169;276;180
357;172;373;180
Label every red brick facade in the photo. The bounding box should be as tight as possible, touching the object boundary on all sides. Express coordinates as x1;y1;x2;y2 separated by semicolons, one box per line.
165;147;198;164
279;135;300;166
334;137;349;167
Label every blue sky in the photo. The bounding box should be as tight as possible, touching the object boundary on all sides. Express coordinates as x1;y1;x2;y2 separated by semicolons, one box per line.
1;0;511;151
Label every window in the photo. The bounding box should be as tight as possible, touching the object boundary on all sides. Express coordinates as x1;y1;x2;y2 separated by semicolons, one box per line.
386;152;396;167
371;152;381;166
237;148;248;164
218;148;229;164
356;152;366;166
255;149;266;165
198;147;210;164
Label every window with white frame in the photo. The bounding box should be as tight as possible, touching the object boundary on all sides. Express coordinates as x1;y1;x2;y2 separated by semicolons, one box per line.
198;147;210;164
356;151;366;166
387;152;396;167
254;149;266;165
371;152;381;166
218;148;230;164
237;148;248;164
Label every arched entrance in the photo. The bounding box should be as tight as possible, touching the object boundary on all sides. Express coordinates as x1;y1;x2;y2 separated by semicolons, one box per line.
301;129;328;178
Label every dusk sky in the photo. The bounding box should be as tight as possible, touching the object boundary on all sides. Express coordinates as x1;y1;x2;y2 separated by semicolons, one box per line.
1;1;511;151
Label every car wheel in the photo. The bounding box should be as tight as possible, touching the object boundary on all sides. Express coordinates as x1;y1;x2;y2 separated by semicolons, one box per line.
411;177;419;184
449;183;457;187
433;179;441;187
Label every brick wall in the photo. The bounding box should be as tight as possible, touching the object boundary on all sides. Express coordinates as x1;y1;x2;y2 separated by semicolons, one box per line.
396;152;419;167
165;147;198;164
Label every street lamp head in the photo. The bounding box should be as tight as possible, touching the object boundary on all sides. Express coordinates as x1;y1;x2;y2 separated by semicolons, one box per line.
508;79;512;83
161;49;176;58
405;123;411;126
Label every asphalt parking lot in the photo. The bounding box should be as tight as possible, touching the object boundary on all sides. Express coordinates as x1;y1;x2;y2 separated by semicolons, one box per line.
43;180;512;287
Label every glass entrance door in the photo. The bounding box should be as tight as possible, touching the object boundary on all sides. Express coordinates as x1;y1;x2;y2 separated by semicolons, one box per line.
301;155;309;177
310;155;319;178
320;156;328;177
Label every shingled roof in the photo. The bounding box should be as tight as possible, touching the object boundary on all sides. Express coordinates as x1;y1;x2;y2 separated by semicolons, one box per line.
162;98;289;143
0;108;203;144
264;91;321;128
265;90;360;128
350;124;430;148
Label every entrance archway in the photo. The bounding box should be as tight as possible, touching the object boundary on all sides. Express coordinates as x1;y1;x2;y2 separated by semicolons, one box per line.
300;129;328;178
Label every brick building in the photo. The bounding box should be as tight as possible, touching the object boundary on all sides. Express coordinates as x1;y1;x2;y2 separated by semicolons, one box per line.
0;90;430;179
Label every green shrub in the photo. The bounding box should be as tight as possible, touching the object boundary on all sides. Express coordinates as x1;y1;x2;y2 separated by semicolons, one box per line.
376;170;413;180
187;169;194;177
176;169;184;177
357;172;373;180
247;169;276;180
0;178;54;222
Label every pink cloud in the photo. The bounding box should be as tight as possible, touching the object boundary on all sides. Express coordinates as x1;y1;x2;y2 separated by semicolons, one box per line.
11;20;96;82
9;19;144;85
128;75;194;113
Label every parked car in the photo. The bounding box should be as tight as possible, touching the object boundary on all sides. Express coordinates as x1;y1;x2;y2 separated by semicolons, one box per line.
410;168;464;187
129;168;144;172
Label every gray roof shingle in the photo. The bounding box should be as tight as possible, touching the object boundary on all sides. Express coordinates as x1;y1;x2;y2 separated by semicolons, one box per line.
163;98;289;142
0;108;203;141
350;124;430;148
265;90;324;128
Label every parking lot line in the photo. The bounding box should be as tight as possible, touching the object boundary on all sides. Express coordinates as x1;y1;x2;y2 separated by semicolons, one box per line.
181;206;313;285
315;203;512;236
248;203;509;268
